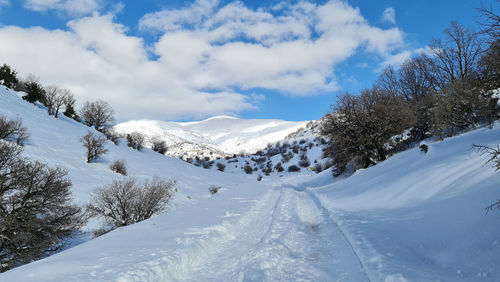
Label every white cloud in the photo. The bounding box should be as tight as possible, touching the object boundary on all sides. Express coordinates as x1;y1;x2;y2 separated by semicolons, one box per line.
381;50;412;68
0;14;254;120
0;1;408;120
0;0;9;7
140;0;404;95
381;7;396;24
380;46;433;69
23;0;102;16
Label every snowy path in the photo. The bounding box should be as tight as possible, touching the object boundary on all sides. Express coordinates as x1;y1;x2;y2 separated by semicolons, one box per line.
118;186;369;281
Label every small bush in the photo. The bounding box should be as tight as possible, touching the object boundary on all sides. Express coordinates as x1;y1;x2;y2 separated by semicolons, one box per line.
298;157;310;168
243;165;253;174
288;165;301;172
257;175;263;181
252;156;267;164
202;160;213;169
126;132;145;151
266;147;281;157
22;78;45;104
0;115;28;145
109;159;127;176
262;167;272;175
281;152;293;163
80;130;108;163
275;162;284;172
209;185;221;195
151;137;168;154
87;177;175;227
104;128;121;145
314;163;323;173
0;64;18;88
420;144;429;153
216;162;226;172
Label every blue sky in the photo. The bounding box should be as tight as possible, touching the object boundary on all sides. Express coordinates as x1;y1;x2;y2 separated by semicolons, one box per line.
0;0;494;121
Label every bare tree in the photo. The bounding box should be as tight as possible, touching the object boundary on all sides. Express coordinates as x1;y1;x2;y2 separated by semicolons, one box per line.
0;141;85;272
375;65;400;95
478;2;500;39
80;130;108;163
87;177;175;228
478;3;500;91
321;89;416;174
428;21;485;87
0;115;29;145
79;100;115;132
43;86;59;116
54;89;73;118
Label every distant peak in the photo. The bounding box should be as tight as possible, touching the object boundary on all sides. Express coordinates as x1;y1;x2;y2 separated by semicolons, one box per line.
203;116;239;121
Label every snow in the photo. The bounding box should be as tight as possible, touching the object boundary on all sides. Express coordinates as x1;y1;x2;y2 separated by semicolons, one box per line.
1;85;500;281
113;116;310;159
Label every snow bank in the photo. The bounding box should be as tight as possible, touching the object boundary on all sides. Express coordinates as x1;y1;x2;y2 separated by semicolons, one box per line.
313;124;500;280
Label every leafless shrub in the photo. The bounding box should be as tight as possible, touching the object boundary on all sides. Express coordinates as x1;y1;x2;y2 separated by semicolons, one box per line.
109;159;127;175
87;177;175;227
80;130;108;163
314;163;323;173
104;128;121;145
243;164;253;174
0;115;29;145
151;137;168;154
209;185;221;195
126;132;145;151
216;162;226;172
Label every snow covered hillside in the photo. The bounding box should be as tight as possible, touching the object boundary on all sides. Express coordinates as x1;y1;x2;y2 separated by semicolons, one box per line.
1;85;500;281
192;120;332;181
113;116;309;160
0;85;263;242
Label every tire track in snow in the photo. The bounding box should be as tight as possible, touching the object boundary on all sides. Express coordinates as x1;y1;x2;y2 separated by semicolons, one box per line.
117;188;283;281
304;189;372;282
117;186;370;281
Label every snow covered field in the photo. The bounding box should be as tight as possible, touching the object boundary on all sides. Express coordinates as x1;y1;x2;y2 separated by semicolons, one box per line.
1;86;500;281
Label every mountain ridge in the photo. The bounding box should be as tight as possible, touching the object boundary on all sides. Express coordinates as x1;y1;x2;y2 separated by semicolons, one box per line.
113;116;310;160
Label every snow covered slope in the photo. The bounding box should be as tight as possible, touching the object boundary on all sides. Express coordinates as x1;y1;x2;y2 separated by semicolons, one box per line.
113;116;309;159
1;85;500;281
193;119;331;181
0;85;260;237
310;125;500;281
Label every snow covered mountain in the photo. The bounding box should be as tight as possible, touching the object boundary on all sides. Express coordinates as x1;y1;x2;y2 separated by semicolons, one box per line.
191;119;331;181
113;116;310;160
2;86;500;281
